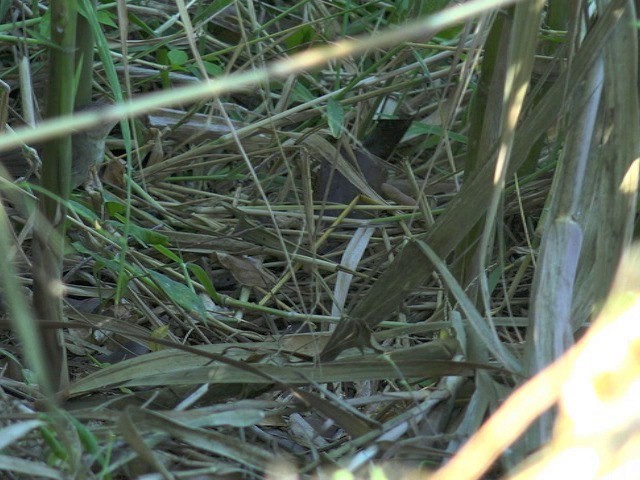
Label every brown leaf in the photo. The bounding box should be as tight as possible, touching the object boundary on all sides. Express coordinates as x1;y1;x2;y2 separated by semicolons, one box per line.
216;252;277;289
102;159;125;188
145;128;165;167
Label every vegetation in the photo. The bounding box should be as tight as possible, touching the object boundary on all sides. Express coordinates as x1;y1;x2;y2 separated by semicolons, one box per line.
0;0;639;478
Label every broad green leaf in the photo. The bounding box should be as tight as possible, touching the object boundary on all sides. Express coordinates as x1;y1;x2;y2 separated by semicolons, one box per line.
326;98;345;138
147;270;206;319
168;49;188;67
96;10;117;28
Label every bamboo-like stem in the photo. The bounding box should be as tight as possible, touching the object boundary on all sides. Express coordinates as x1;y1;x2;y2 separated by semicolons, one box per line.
74;0;96;108
32;0;78;395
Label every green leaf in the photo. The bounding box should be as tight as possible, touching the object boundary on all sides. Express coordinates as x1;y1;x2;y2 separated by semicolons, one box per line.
204;61;223;76
284;24;316;51
409;122;468;144
106;218;168;247
126;223;169;246
128;12;156;36
96;10;117;28
168;49;189;67
417;0;451;16
292;81;314;103
148;270;207;319
188;263;221;303
105;200;126;216
153;244;182;263
326;98;345;138
38;10;50;37
68;199;99;223
193;0;234;24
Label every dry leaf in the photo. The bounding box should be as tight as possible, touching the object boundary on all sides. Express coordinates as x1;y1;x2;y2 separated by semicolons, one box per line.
102;159;125;188
216;252;277;289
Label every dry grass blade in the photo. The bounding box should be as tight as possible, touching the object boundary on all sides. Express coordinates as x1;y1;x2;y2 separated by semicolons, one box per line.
0;0;526;152
474;0;545;325
68;338;461;395
320;0;630;360
432;242;640;480
0;455;63;479
2;0;640;477
415;239;520;373
331;226;375;318
121;407;275;471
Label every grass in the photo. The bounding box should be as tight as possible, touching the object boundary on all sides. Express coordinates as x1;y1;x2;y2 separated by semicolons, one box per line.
0;0;639;478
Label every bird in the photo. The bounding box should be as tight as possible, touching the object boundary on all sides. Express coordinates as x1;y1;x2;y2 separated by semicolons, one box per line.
313;118;413;210
0;101;117;189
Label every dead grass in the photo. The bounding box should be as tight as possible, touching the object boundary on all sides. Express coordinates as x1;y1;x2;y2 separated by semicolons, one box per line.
0;1;639;479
